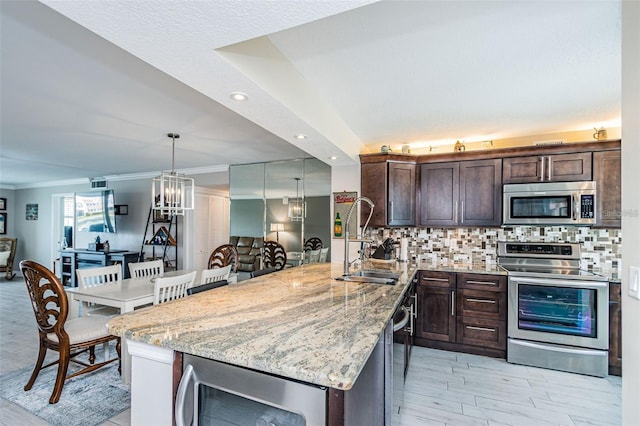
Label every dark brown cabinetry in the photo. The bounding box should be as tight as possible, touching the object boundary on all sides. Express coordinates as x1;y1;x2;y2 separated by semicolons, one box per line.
594;150;622;228
415;270;507;358
420;159;501;227
609;281;622;376
503;152;592;183
361;160;416;226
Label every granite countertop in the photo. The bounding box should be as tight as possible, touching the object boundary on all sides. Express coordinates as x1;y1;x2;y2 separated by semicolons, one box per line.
108;262;416;390
414;259;508;275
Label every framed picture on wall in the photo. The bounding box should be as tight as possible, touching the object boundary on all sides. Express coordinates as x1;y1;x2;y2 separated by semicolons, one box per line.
26;203;38;220
0;213;6;234
333;191;358;239
0;198;6;211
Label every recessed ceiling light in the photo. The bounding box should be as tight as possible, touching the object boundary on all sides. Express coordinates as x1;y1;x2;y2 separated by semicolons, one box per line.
230;92;248;101
295;134;307;140
329;156;338;160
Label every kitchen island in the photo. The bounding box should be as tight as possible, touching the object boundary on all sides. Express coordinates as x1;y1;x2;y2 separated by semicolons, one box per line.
107;261;416;425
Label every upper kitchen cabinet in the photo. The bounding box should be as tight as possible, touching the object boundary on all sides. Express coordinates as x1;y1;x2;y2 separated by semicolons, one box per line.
594;149;621;228
420;159;502;227
503;152;592;183
360;157;416;227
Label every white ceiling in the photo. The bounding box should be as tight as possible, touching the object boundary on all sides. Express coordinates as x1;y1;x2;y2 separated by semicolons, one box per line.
0;0;621;190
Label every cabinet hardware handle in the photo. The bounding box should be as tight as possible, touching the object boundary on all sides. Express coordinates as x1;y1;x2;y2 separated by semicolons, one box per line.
466;326;495;332
466;298;496;304
540;156;545;181
454;201;458;224
421;277;449;282
466;280;496;286
547;156;552;181
451;290;456;316
389;201;394;222
412;294;418;319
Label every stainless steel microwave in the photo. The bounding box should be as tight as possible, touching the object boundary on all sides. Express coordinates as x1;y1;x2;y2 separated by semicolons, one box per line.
503;181;596;225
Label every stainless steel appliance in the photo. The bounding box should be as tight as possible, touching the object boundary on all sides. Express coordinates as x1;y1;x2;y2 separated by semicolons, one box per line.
498;242;609;377
393;277;416;379
503;181;596;225
176;354;327;426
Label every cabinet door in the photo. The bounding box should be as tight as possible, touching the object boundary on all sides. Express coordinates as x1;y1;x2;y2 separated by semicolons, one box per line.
456;288;505;321
609;282;622;375
548;152;592;181
594;150;621;228
503;156;544;183
361;162;387;227
419;162;459;226
459;159;502;226
415;271;456;342
388;162;416;226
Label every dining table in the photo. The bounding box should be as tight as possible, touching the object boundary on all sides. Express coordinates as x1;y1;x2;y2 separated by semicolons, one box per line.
66;269;200;384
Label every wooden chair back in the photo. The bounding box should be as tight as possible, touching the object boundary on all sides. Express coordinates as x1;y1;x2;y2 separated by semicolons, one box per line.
207;244;238;272
263;241;287;271
303;237;323;251
153;271;196;305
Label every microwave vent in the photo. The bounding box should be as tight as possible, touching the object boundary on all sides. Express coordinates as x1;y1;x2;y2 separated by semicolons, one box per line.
90;178;108;190
534;139;566;146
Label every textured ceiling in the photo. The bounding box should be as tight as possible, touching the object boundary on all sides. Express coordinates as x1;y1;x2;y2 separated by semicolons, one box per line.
0;0;621;189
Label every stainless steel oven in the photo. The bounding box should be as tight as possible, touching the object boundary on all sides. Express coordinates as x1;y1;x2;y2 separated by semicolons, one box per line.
503;181;596;225
498;242;609;377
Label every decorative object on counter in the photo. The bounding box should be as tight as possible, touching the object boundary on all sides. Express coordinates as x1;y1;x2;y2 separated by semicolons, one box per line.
372;238;396;260
399;235;408;262
152;133;195;216
332;191;358;239
593;127;608;140
88;236;104;251
334;213;342;237
453;140;466;152
401;144;411;154
380;145;391;153
287;177;304;221
25;203;38;220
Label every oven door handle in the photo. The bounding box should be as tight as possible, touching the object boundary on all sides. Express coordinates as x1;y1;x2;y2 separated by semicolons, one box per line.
393;306;410;332
512;276;608;289
175;363;196;426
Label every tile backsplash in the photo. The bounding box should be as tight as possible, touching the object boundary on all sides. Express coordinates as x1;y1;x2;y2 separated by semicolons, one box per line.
366;226;621;274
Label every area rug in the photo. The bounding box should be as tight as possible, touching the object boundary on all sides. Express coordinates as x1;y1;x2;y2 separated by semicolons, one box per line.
0;357;130;426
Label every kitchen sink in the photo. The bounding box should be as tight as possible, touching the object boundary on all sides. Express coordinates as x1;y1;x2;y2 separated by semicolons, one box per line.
335;269;400;285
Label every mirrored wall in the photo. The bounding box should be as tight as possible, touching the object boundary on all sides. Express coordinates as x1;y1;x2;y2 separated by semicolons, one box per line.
229;158;331;258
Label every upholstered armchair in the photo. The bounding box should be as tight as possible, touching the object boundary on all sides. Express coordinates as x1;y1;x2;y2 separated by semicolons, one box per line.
0;237;17;280
228;236;263;272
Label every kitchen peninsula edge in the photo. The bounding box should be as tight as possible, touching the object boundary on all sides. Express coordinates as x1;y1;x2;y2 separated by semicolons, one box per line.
107;262;416;425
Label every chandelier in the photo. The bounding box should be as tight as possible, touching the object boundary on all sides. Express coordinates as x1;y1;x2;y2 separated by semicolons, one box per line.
152;133;194;216
288;177;304;221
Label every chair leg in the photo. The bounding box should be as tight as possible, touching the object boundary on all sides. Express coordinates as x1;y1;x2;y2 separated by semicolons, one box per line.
116;338;122;375
50;346;70;404
24;342;47;391
89;346;96;364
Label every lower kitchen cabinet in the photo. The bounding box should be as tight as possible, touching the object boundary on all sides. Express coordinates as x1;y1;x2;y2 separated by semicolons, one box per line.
609;281;622;376
415;270;507;358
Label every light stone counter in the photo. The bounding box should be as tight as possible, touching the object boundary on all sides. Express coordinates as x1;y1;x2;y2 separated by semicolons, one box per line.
108;262;416;390
415;259;508;275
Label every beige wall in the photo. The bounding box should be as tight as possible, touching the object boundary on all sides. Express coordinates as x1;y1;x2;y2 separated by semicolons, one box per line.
622;1;640;424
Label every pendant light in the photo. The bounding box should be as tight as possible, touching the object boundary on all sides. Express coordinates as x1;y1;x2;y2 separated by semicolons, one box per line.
288;177;303;222
152;133;194;216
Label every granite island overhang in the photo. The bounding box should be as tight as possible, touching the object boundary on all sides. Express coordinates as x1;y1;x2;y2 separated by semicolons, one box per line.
107;261;416;391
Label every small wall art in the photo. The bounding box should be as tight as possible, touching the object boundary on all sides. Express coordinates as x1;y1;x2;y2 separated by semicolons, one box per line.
0;213;6;234
0;198;6;210
26;203;38;220
333;191;358;239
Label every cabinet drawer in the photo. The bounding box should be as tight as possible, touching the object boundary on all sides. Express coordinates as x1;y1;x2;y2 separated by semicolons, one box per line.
418;271;455;288
456;316;506;350
457;273;506;292
457;289;506;320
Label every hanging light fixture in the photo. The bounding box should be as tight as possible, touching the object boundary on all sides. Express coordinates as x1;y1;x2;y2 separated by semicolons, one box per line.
152;133;194;216
288;177;304;222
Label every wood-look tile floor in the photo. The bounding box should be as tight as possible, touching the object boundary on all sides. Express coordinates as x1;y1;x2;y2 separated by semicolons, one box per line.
1;277;621;426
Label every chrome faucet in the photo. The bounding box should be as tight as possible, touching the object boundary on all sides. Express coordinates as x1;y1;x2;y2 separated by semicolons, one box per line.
343;196;375;276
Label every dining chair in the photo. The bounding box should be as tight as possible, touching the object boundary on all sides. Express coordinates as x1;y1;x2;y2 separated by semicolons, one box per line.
319;247;330;262
153;271;196;305
129;259;164;279
201;265;232;283
263;241;287;271
19;260;121;404
207;244;238;272
304;249;321;264
75;265;122;316
303;237;323;251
